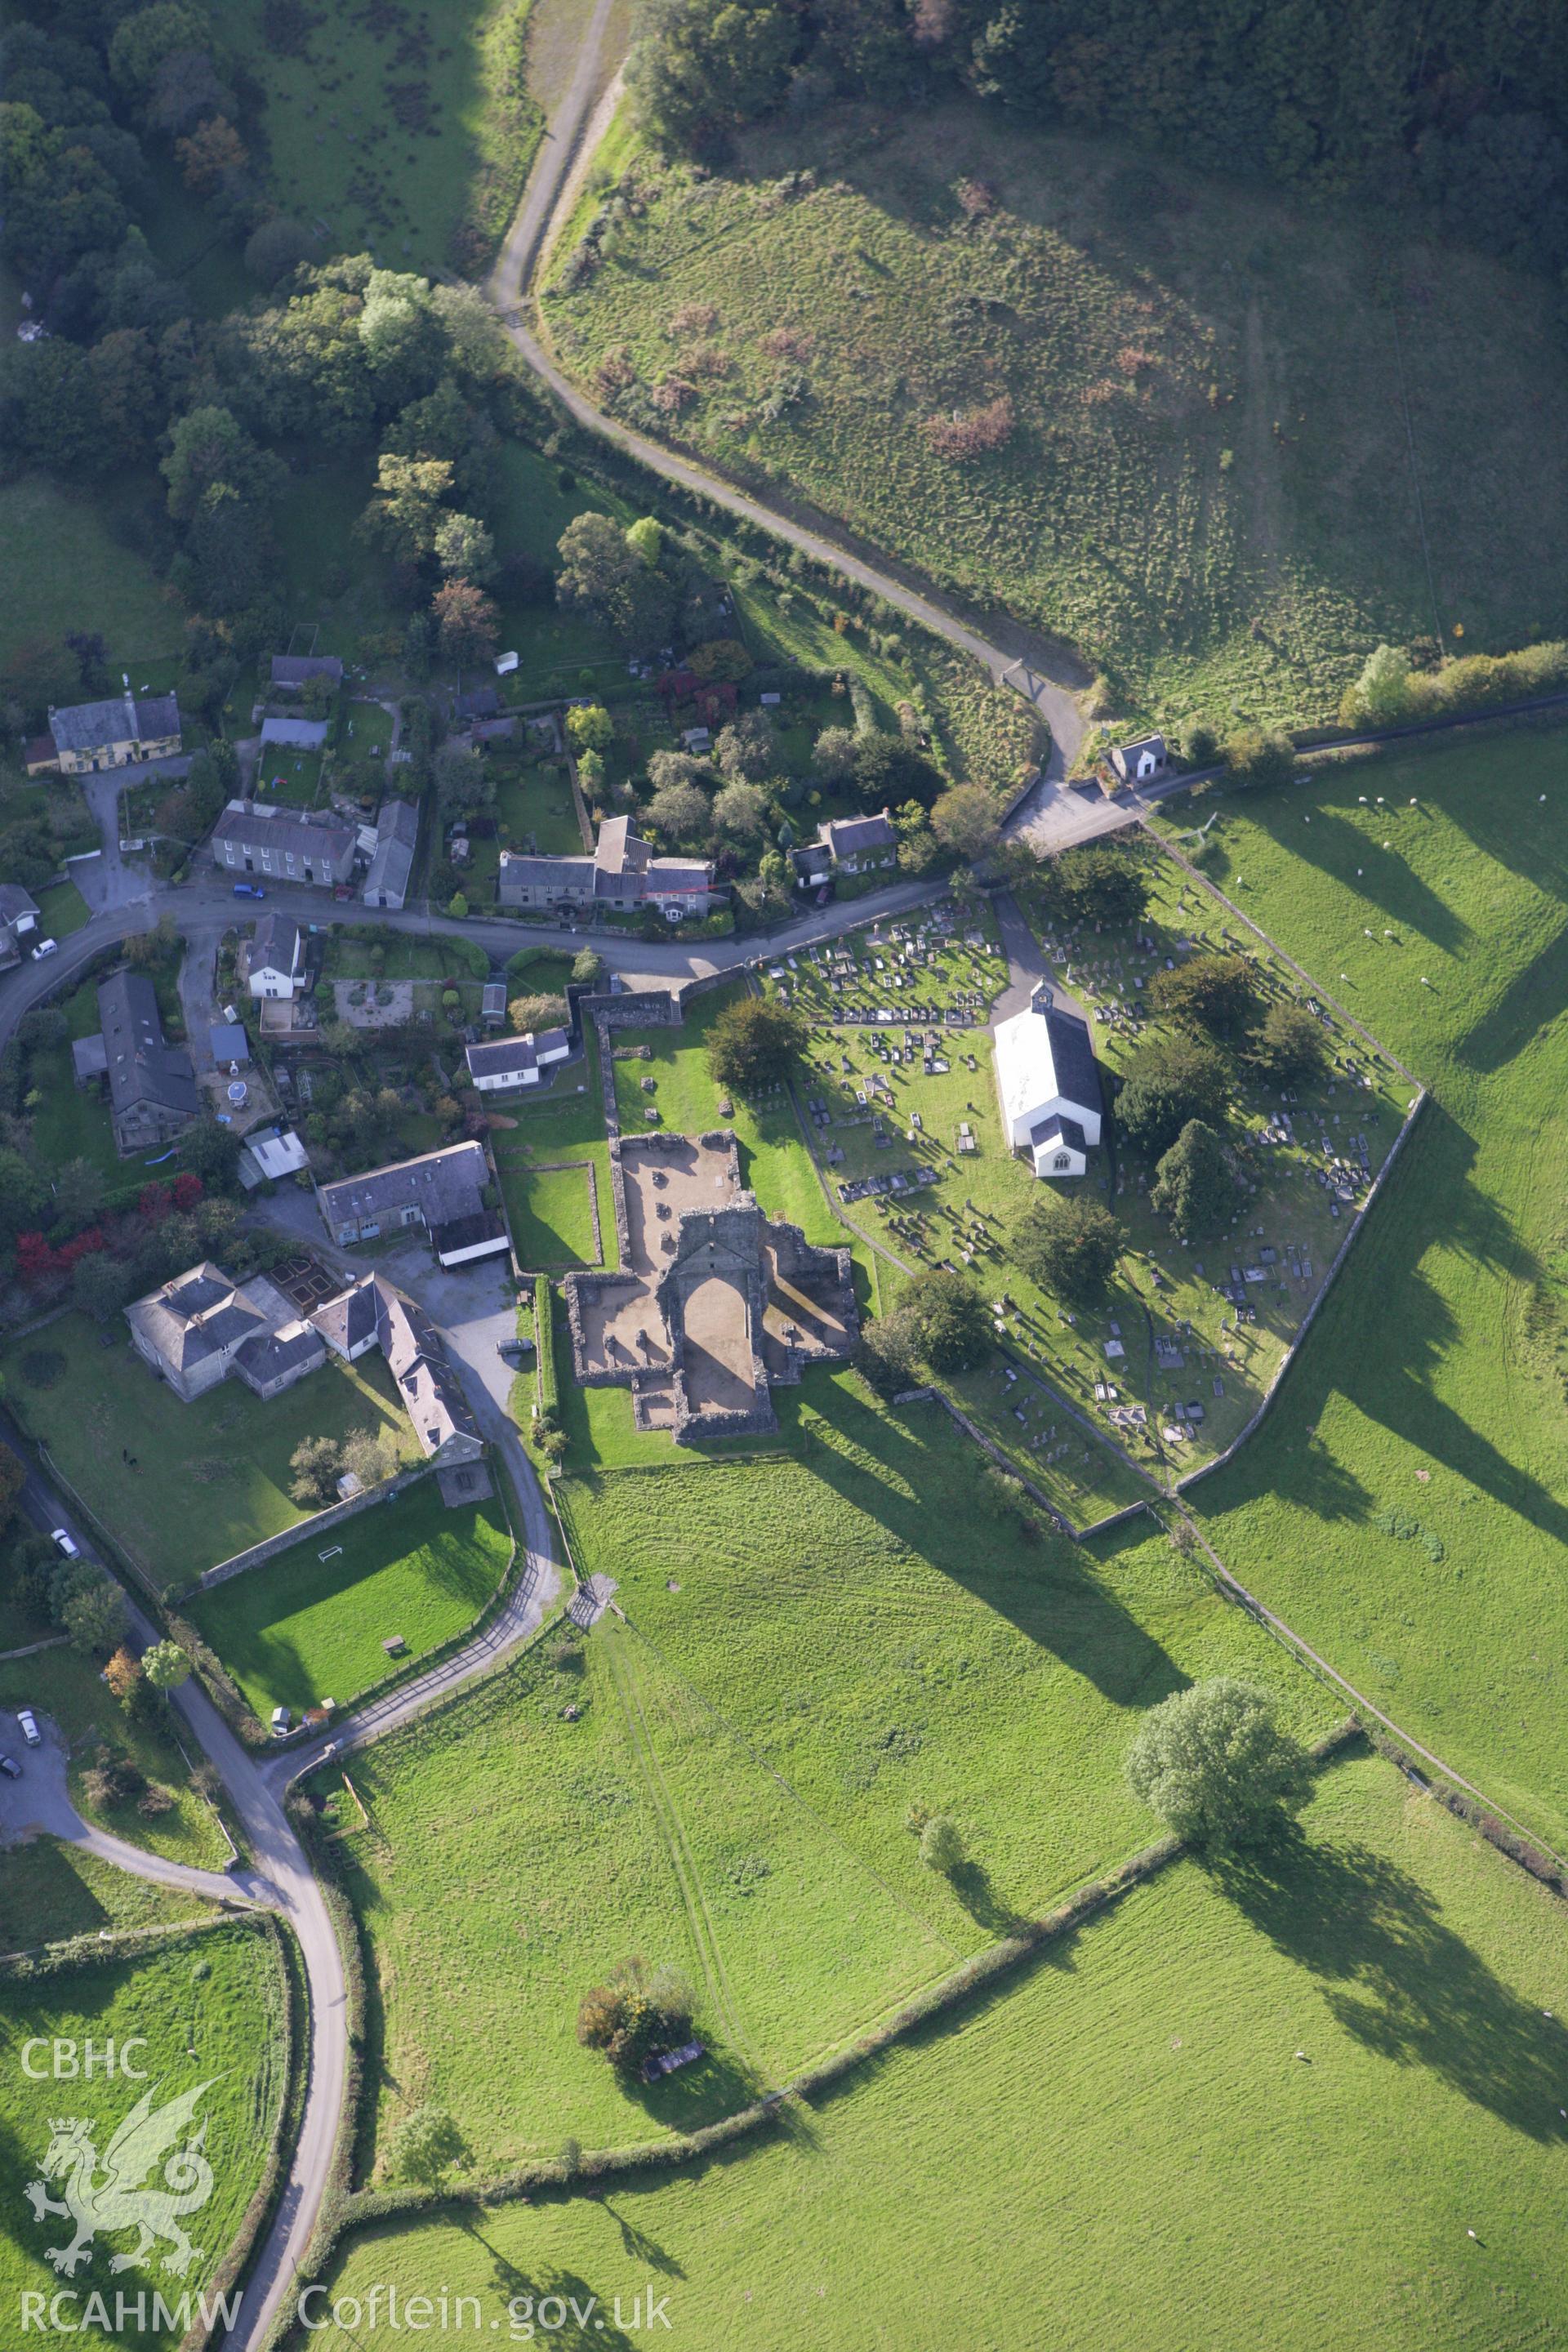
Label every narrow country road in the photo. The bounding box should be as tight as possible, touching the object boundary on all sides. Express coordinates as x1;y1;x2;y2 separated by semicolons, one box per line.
483;10;1088;775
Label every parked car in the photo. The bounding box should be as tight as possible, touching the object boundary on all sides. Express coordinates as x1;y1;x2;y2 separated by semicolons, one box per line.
0;1755;20;1779
233;883;266;899
16;1708;41;1747
30;938;58;960
50;1527;79;1558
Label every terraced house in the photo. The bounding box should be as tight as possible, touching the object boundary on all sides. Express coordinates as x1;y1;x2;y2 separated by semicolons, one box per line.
499;815;711;920
212;800;356;889
26;689;182;775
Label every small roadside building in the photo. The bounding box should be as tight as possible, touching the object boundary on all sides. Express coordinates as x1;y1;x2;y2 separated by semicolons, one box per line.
992;984;1102;1179
0;884;39;969
362;799;419;910
1109;734;1169;787
819;808;898;875
465;1027;572;1094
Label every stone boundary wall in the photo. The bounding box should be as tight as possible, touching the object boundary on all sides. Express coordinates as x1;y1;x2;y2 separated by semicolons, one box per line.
194;1463;435;1590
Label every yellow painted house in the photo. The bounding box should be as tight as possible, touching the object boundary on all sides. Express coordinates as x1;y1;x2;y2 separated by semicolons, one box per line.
28;691;182;777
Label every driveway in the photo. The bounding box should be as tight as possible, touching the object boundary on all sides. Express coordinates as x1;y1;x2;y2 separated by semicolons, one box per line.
0;1714;249;1908
73;771;161;915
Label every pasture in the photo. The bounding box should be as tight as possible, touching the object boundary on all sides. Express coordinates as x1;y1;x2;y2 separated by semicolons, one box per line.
0;475;185;681
1152;723;1568;1852
545;100;1568;730
226;0;541;277
0;1838;211;1954
304;1748;1568;2352
0;1923;289;2350
326;1376;1332;2176
186;1486;513;1726
1;1317;412;1594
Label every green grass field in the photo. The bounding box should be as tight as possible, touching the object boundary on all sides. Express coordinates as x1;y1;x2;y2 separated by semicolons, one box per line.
0;1922;289;2350
545;100;1568;731
29;978;123;1181
0;1643;229;1873
501;1159;601;1268
0;1838;212;1954
304;1747;1568;2352
227;0;541;277
0;476;185;678
494;760;586;858
187;1486;513;1724
327;1371;1334;2177
2;1318;412;1593
1138;723;1568;1852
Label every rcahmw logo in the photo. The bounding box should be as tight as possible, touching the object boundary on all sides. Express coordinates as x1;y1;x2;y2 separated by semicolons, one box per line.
20;2068;229;2334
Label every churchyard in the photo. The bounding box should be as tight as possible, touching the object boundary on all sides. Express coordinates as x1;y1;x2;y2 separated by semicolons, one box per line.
186;1483;514;1728
764;846;1410;1500
0;1923;290;2345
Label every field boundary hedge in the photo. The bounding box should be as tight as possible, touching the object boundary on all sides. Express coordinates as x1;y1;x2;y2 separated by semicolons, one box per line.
270;1726;1366;2344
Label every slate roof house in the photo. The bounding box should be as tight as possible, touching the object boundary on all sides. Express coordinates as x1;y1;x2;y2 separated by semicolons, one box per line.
127;1263;326;1403
362;799;419;910
212;800;355;889
26;692;181;776
91;970;199;1155
247;913;306;998
465;1027;572;1094
130;1259;483;1467
0;884;39;969
499;816;711;920
992;984;1102;1178
270;654;344;692
317;1140;506;1267
312;1275;483;1463
260;715;329;754
792;807;898;889
1109;733;1169;786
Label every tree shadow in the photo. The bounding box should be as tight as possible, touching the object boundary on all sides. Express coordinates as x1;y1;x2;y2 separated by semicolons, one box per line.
947;1858;1027;1936
1216;1823;1568;2142
456;2224;640;2350
1454;913;1568;1076
801;1380;1187;1709
599;2195;686;2277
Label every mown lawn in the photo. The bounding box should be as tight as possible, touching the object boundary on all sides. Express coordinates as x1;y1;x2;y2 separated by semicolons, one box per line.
0;475;185;677
2;1317;412;1593
187;1486;512;1724
308;1747;1568;2352
545;100;1568;731
491;1026;620;1272
1147;724;1568;1853
0;1922;289;2349
0;1642;229;1873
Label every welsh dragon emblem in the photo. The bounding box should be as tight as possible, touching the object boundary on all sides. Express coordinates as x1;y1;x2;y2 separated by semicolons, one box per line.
24;2079;218;2278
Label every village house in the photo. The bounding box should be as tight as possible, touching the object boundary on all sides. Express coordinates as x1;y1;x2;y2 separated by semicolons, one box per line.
0;885;40;969
260;715;330;758
270;654;344;694
212;800;356;889
1109;734;1169;786
129;1259;483;1467
246;914;307;999
792;808;898;889
498;816;712;921
992;984;1103;1178
316;1140;506;1267
362;800;419;910
84;969;200;1156
25;691;182;777
465;1025;572;1094
127;1263;326;1403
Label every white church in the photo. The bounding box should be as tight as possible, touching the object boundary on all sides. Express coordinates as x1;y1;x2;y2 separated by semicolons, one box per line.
992;983;1103;1178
